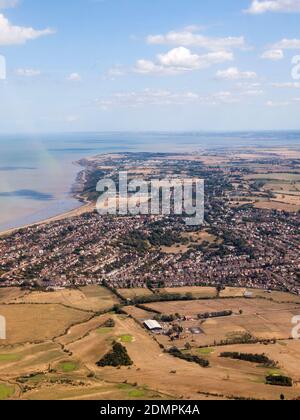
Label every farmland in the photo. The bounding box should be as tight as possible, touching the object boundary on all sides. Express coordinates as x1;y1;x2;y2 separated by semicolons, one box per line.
1;285;300;400
14;286;119;312
127;297;300;348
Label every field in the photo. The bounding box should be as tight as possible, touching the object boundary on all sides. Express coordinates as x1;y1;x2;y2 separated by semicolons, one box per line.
14;286;118;312
161;230;219;255
239;171;300;211
0;288;30;304
158;287;217;299
245;173;300;182
254;200;300;212
1;286;300;400
130;298;300;347
117;288;154;301
220;288;300;303
0;304;91;344
0;383;16;400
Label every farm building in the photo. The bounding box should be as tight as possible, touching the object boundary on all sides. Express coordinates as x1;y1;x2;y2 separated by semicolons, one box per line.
189;327;204;335
244;291;254;299
144;320;163;332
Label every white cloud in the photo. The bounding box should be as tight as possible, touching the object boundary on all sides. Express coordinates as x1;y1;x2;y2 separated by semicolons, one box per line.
273;38;300;49
107;67;125;77
0;0;19;9
236;81;264;94
147;30;246;51
271;82;300;88
0;13;54;46
211;91;240;104
246;0;300;14
66;72;82;82
65;115;79;123
15;68;41;77
96;89;202;108
96;87;263;110
261;49;284;60
158;47;203;69
266;100;290;107
135;47;233;75
216;67;257;80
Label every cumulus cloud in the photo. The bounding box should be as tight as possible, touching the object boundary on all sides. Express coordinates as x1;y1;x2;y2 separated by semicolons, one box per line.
135;47;233;75
216;67;257;80
0;13;54;45
272;38;300;49
15;68;41;77
66;72;82;82
147;29;246;51
246;0;300;14
261;49;284;60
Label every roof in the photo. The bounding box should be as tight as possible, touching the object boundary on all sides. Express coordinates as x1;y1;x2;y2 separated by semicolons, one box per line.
144;320;163;330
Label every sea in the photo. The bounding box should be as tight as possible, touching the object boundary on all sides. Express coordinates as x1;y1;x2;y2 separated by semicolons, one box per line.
0;131;300;232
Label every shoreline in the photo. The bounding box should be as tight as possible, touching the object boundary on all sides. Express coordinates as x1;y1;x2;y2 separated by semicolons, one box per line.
0;201;95;238
0;158;94;238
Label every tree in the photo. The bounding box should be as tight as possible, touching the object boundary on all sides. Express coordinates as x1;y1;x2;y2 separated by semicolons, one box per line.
216;284;223;297
97;342;133;367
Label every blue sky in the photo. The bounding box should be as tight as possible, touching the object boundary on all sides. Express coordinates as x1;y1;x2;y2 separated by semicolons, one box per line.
0;0;300;132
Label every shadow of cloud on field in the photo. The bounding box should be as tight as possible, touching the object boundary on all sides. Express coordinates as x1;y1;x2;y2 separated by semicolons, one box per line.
0;190;54;201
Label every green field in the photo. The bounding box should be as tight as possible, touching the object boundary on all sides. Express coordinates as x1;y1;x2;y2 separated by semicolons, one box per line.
0;354;21;362
59;361;80;373
197;348;215;356
119;334;134;343
0;384;15;400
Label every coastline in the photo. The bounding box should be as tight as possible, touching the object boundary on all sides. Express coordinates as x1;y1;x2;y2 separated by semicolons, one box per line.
0;158;94;238
0;201;95;238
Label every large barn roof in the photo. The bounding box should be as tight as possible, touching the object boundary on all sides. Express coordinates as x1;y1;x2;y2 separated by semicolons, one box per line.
144;320;162;330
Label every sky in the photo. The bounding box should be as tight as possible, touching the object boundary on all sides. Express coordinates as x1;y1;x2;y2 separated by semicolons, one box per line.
0;0;300;132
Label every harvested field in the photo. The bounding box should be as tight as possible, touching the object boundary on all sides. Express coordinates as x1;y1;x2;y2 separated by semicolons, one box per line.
159;287;217;299
15;286;119;312
117;288;154;301
1;287;300;400
145;298;298;317
220;288;300;303
254;200;300;212
208;340;300;381
140;298;300;347
245;173;300;181
0;342;66;377
0;304;91;345
22;381;168;401
89;315;300;400
0;288;30;304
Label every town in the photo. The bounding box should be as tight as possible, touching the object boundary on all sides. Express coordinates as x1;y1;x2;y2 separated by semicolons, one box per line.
0;151;299;295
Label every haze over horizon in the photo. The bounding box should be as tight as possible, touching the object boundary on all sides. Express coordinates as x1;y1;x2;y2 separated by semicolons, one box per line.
1;0;300;133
